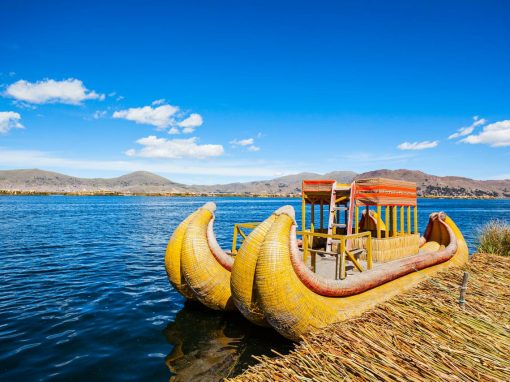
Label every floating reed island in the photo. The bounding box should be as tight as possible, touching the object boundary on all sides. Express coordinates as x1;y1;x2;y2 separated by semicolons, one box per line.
165;178;471;339
228;253;510;381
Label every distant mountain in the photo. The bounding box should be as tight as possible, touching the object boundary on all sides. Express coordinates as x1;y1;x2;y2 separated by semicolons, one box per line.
1;168;510;198
0;169;189;194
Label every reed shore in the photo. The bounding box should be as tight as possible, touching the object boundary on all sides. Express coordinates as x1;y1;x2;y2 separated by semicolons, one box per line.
229;253;510;381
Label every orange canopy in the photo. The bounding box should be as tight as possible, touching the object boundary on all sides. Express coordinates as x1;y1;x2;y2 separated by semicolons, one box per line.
353;178;417;207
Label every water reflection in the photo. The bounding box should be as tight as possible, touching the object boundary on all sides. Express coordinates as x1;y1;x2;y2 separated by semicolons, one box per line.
163;301;292;381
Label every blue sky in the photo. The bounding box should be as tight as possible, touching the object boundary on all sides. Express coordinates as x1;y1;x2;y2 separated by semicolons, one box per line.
1;0;509;184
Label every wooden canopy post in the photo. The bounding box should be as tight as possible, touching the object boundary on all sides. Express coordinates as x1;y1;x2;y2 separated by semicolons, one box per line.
400;206;404;234
414;206;418;234
392;206;397;236
376;205;382;239
355;205;359;234
311;202;315;229
407;206;411;234
385;206;390;238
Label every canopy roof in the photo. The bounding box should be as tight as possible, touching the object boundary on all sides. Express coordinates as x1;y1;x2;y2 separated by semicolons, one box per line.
354;178;417;206
301;180;350;204
301;178;417;206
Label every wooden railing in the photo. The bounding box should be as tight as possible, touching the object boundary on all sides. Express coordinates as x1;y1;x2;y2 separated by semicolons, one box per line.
298;230;372;280
230;222;260;254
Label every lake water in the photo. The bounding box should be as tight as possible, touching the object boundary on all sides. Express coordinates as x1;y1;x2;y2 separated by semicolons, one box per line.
1;196;509;381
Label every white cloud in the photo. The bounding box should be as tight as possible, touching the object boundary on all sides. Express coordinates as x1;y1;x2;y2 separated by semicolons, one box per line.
230;137;261;152
461;120;510;147
397;140;439;150
449;116;486;139
113;101;204;134
230;138;254;146
5;78;105;105
178;113;203;134
113;104;179;128
126;135;224;159
0;111;24;133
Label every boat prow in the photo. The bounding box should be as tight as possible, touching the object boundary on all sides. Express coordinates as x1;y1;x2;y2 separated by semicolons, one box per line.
165;202;235;311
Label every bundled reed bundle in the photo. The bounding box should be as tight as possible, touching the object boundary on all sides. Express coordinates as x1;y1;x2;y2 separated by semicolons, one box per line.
350;234;420;263
228;254;510;382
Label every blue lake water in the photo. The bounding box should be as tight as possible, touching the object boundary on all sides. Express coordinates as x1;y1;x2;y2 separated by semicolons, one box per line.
1;196;509;381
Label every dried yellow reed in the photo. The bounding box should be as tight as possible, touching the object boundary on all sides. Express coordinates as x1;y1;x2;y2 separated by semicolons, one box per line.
228;254;510;382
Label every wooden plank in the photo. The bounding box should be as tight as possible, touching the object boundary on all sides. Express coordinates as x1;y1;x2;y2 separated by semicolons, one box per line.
346;250;364;272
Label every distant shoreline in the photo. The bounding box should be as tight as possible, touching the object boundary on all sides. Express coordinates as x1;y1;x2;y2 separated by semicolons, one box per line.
0;190;294;198
2;169;509;199
0;190;506;200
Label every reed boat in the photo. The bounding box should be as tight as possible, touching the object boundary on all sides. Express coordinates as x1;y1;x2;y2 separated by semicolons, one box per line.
230;178;469;340
166;178;468;341
164;202;236;311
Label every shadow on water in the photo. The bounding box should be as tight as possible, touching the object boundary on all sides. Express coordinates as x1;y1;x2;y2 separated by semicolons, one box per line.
163;301;293;381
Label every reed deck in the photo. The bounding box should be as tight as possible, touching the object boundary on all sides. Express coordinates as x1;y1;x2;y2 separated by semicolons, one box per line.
302;246;431;279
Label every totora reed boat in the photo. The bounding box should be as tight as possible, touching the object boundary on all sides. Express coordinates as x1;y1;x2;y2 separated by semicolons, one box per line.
165;178;469;340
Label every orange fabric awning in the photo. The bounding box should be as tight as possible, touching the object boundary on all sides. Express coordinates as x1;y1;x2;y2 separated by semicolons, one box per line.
354;178;417;206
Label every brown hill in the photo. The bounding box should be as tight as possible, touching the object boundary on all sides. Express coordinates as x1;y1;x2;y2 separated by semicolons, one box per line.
0;169;188;194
